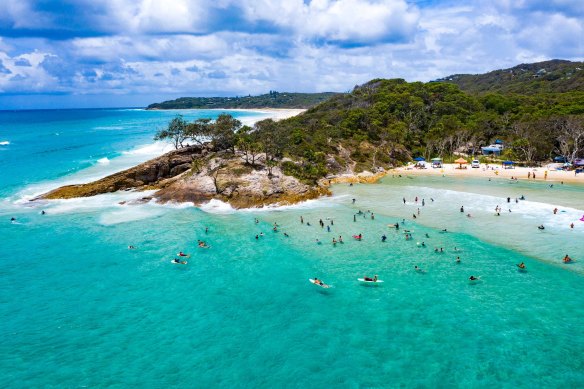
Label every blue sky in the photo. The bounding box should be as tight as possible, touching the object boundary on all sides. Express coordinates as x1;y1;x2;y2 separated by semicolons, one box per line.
0;0;582;109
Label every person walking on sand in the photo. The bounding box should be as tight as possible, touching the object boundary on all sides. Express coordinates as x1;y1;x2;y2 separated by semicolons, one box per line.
528;172;531;179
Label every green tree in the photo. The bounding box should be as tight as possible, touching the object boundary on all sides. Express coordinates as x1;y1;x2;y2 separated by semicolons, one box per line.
154;115;189;149
185;118;212;146
211;114;241;153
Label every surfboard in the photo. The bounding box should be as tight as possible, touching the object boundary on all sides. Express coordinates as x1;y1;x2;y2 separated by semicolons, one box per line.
358;278;384;284
309;279;330;288
171;260;187;265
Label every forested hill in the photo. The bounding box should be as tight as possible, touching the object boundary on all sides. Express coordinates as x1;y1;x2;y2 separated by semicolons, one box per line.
256;77;583;181
146;91;339;110
435;60;584;94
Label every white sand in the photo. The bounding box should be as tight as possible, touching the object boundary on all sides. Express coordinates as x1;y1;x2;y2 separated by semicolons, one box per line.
210;108;306;122
394;163;584;184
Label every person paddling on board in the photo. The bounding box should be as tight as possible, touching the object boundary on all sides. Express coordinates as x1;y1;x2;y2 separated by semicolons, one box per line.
178;251;188;257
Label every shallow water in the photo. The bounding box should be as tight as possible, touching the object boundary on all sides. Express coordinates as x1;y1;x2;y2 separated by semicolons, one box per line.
1;110;583;387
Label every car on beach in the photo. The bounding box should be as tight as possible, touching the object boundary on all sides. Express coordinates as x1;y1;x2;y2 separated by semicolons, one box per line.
471;160;480;168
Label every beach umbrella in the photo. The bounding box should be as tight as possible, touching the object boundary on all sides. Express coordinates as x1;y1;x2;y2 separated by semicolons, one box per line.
454;158;467;168
414;157;425;161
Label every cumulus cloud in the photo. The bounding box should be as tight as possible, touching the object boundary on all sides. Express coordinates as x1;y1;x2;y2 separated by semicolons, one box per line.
239;0;420;45
0;0;582;108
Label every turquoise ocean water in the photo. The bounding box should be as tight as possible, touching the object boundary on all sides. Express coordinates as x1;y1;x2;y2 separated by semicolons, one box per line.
1;109;583;387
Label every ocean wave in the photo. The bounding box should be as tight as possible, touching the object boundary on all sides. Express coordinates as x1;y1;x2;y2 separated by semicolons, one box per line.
199;199;236;214
122;141;173;156
0;141;9;146
93;126;127;130
97;157;110;165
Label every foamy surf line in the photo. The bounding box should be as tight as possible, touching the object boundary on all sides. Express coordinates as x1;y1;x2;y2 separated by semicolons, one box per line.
13;141;174;203
199;194;349;214
0;140;9;145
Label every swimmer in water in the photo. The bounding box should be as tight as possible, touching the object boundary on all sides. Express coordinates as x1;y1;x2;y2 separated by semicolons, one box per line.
538;225;545;230
456;256;461;263
517;262;526;269
381;234;387;242
563;255;572;263
469;276;479;281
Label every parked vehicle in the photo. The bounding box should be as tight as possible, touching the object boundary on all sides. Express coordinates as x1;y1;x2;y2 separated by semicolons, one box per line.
471;160;480;168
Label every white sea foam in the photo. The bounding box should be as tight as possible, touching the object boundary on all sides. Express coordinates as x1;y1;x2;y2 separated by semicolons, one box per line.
42;190;157;215
199;199;236;214
97;157;110;165
0;140;9;145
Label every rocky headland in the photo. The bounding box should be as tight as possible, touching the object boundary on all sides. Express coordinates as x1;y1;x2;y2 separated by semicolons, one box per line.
38;145;336;208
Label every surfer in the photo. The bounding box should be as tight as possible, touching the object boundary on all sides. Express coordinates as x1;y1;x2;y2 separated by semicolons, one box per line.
469;276;479;281
178;251;188;257
364;275;378;282
128;245;135;249
10;217;16;222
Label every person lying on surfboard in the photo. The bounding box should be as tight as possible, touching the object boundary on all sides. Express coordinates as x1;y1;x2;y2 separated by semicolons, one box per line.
364;275;378;282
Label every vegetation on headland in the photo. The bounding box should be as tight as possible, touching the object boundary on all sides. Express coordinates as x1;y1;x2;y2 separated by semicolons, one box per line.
436;59;584;94
146;91;339;110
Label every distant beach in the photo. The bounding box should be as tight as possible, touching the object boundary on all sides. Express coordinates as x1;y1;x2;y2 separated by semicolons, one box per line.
209;108;306;122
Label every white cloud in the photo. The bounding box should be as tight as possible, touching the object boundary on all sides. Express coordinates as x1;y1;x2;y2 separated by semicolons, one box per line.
0;0;583;107
240;0;420;44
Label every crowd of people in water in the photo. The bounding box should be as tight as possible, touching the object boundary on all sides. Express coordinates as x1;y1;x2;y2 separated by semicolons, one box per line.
303;185;579;287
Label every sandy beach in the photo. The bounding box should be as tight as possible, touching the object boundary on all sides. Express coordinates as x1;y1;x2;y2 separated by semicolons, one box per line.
394;162;584;184
210;108;306;122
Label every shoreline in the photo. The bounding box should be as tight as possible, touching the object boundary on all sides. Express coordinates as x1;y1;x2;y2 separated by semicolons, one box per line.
393;163;584;185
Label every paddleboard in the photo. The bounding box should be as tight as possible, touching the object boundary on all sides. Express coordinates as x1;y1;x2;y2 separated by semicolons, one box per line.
171;260;188;265
358;278;384;283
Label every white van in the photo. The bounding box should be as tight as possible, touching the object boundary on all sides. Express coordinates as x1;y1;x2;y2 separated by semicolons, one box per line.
471;160;480;168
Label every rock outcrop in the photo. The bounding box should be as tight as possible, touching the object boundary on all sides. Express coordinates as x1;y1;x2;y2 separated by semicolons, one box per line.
40;146;202;199
38;146;332;208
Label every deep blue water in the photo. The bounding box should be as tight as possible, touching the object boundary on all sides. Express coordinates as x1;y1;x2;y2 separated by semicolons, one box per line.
0;109;583;387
